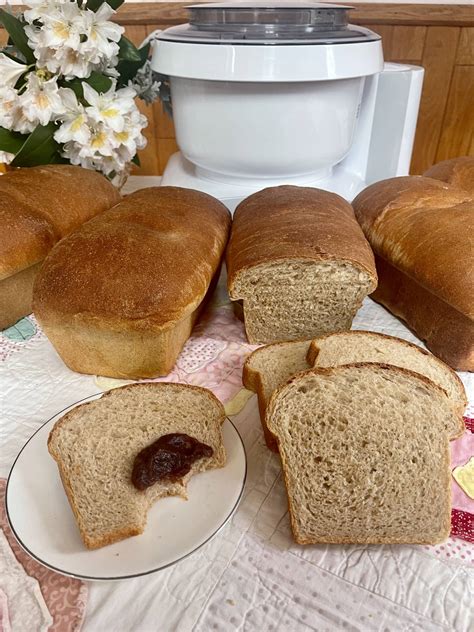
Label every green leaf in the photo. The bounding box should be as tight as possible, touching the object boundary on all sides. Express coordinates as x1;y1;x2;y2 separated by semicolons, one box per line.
0;10;35;64
0;127;27;154
116;42;149;88
118;36;141;62
85;0;125;12
131;154;140;166
64;72;113;99
11;123;61;167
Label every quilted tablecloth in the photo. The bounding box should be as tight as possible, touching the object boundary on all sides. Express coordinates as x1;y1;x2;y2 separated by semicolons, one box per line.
1;177;473;632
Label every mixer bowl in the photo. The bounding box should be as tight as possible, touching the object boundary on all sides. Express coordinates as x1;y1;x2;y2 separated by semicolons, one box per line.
170;76;365;180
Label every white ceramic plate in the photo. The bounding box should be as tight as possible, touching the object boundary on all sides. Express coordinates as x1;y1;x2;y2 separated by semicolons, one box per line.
6;393;247;581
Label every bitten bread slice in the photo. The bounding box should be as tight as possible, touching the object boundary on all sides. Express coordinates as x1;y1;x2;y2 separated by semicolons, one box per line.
308;331;466;434
48;383;226;549
266;364;458;545
226;186;377;344
243;340;311;451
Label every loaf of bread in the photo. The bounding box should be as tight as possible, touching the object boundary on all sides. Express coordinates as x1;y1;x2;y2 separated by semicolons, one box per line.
48;383;226;549
243;340;311;451
424;156;474;194
226;186;377;344
0;165;121;330
33;186;231;378
307;330;466;430
353;176;473;370
266;363;459;544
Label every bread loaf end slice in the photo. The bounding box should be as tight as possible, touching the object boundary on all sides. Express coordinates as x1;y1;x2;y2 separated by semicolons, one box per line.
307;331;466;435
243;340;312;451
48;383;226;549
266;363;457;545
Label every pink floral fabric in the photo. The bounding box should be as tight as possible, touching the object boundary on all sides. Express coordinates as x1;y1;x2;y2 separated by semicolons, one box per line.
0;480;88;632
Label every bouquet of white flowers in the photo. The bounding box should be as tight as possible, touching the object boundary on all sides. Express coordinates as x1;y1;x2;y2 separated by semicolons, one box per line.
0;0;161;184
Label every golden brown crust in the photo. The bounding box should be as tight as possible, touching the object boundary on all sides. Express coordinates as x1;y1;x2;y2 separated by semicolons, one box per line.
372;254;474;371
34;187;231;330
306;330;467;414
0;262;42;329
0;165;121;281
266;363;453;545
424;156;474;195
352;175;474;367
226;185;377;297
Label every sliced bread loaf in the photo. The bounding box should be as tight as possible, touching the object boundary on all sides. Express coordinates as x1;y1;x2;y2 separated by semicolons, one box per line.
243;340;311;451
308;331;466;434
48;383;226;549
226;186;377;343
266;363;458;545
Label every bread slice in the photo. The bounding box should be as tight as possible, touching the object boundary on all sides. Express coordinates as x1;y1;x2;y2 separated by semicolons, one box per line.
48;383;226;549
243;340;311;451
266;363;458;545
308;331;466;436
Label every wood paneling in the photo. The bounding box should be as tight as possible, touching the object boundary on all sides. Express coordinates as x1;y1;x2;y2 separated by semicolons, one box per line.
436;66;474;161
410;27;461;173
109;3;474;28
457;28;474;64
2;4;473;175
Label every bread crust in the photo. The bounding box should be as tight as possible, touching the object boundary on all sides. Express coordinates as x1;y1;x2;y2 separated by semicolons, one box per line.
243;340;311;452
0;165;121;281
226;185;377;298
34;187;231;378
307;330;467;417
48;383;226;549
424;156;474;195
266;363;454;545
372;254;474;372
352;175;473;370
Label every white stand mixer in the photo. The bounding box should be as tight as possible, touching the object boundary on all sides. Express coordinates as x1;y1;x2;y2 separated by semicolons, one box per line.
150;2;424;211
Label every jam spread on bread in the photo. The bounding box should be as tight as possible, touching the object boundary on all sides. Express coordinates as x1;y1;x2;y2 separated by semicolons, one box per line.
131;434;213;490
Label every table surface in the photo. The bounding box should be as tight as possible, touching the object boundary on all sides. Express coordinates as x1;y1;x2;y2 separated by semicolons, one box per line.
1;176;473;632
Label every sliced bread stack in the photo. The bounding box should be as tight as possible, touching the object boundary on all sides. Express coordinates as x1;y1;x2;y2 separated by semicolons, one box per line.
245;331;466;451
48;383;226;549
244;331;465;543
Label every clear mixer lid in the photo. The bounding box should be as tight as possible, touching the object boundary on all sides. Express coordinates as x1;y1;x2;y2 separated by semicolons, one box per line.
158;2;379;45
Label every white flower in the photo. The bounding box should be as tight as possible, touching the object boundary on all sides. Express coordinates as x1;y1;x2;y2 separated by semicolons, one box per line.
19;73;65;127
24;0;124;79
0;86;19;130
54;88;91;144
23;0;68;24
0;86;35;134
0;54;28;88
80;3;123;62
83;83;136;133
0;151;15;165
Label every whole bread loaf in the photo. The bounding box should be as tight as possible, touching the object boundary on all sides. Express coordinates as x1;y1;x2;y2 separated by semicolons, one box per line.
353;174;473;370
226;186;377;343
0;165;121;329
266;363;458;545
424;156;474;194
33;186;231;378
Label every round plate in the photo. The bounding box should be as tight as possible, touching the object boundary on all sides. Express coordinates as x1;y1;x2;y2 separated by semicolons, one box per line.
6;394;247;581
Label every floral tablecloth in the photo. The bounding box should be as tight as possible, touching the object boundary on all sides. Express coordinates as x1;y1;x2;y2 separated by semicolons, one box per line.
0;177;473;632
